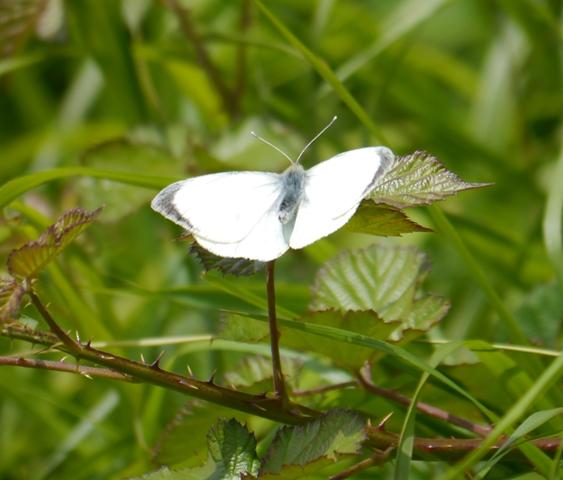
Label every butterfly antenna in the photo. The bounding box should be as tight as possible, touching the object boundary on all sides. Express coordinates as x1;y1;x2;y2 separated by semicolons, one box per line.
296;115;338;164
250;131;294;164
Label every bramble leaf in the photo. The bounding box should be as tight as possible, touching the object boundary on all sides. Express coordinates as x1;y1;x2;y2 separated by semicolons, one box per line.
186;237;263;277
311;244;449;341
369;151;490;208
344;202;431;237
0;278;25;322
260;409;366;477
153;402;248;466
7;207;102;278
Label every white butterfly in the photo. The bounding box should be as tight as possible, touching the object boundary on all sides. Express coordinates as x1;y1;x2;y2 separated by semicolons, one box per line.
152;118;394;262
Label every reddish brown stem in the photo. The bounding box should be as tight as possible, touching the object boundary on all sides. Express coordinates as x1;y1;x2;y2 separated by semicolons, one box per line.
266;260;287;405
358;367;492;437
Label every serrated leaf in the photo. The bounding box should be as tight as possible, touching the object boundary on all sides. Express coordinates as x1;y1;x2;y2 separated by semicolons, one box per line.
0;278;25;322
310;244;449;346
207;418;260;479
260;409;366;476
343;203;431;237
190;241;264;277
153;401;249;466
369;151;490;209
0;0;46;57
133;465;215;480
283;310;400;370
223;355;302;394
7;207;102;278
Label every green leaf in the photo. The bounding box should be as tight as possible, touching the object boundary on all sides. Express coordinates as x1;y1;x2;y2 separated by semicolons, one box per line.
311;244;449;338
343;203;431;237
282;310;399;370
369;151;490;209
153;402;249;467
190;241;264;277
260;409;366;476
0;278;25;322
7;207;102;278
0;166;178;209
207;418;260;479
219;313;270;343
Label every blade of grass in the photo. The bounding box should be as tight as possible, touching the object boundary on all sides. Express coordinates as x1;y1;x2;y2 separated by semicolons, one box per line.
394;341;462;480
543;141;563;288
437;352;563;480
0;166;179;208
255;0;387;144
428;205;528;345
229;310;496;421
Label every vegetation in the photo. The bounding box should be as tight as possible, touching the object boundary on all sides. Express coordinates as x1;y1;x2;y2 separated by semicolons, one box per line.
0;0;562;479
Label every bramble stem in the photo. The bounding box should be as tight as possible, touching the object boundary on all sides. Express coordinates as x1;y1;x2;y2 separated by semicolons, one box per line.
266;260;287;404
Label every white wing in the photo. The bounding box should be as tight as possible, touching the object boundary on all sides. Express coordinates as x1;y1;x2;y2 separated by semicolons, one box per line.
151;171;289;261
289;147;393;249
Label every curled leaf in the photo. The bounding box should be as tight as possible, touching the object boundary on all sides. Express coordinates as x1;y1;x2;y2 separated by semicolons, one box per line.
7;207;102;278
369;151;491;209
188;238;264;277
0;278;25;322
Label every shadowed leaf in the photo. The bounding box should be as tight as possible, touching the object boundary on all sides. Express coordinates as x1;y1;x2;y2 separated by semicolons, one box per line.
0;278;25;321
311;244;449;343
260;409;366;476
369;151;490;208
190;241;264;277
344;202;431;237
7;207;102;278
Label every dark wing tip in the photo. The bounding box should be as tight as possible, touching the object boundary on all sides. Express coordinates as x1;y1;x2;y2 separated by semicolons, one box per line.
151;181;194;231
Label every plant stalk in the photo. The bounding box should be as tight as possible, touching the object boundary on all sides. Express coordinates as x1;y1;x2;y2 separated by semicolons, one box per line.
266;260;288;405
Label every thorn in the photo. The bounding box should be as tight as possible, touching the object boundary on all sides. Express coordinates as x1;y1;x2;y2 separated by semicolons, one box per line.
186;365;194;377
140;353;146;364
207;369;217;385
377;412;394;431
150;351;165;369
85;339;92;349
60;355;68;363
81;372;93;380
75;331;81;343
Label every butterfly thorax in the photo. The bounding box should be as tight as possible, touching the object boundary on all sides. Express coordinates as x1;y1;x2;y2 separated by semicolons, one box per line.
278;164;306;224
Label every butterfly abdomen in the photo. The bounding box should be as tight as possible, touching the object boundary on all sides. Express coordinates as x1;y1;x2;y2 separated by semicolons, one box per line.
278;165;305;224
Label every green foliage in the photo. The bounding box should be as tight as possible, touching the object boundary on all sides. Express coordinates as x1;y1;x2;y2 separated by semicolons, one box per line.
1;0;562;479
369;151;490;209
259;409;366;477
7;207;101;278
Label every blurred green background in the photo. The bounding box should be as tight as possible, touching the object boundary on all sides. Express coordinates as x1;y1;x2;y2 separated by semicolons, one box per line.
0;0;562;478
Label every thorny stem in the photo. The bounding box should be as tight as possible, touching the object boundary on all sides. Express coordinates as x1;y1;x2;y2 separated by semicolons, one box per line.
329;448;394;480
358;365;493;437
266;260;288;405
1;322;561;463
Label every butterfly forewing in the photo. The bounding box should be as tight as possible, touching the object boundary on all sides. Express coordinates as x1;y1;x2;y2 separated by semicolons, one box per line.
152;171;290;261
289;147;390;249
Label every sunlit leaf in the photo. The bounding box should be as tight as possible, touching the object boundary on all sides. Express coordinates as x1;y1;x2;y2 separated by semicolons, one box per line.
7;207;102;278
311;244;449;329
343;202;431;237
369;151;490;209
260;409;366;476
0;278;25;321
